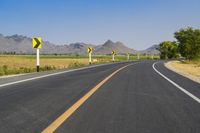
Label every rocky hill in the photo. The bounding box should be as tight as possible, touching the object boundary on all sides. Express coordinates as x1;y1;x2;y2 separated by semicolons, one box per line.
0;34;95;54
0;34;159;55
94;40;136;54
140;44;160;55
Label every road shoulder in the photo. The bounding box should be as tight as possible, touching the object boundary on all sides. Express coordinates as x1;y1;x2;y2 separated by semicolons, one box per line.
165;61;200;84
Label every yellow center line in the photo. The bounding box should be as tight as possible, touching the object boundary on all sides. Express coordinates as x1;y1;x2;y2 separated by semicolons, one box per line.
42;63;136;133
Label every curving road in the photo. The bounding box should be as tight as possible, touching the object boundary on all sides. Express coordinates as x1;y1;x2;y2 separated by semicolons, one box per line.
0;61;200;133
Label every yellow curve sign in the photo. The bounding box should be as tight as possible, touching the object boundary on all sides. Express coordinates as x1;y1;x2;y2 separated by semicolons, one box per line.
112;50;116;55
88;47;93;54
32;37;42;49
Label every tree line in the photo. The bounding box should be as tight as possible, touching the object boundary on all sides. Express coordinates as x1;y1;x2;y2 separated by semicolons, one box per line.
159;27;200;60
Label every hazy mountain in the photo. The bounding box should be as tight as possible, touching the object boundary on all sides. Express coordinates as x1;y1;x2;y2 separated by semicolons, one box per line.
0;34;159;55
0;34;92;54
68;43;95;54
94;40;136;54
0;34;59;54
0;34;34;54
140;44;160;55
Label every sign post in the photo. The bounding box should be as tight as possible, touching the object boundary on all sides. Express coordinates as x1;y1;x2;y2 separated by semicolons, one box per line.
127;53;130;61
36;48;40;72
137;52;140;60
87;47;93;65
112;50;116;62
151;54;154;60
32;37;42;72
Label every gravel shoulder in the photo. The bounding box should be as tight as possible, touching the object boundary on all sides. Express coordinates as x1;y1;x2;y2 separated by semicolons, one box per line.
165;61;200;84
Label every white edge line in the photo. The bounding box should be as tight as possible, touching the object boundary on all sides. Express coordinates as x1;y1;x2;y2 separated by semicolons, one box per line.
152;62;200;104
0;61;134;88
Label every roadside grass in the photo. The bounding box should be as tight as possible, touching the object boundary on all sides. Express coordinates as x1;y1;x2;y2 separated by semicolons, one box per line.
0;55;159;76
0;55;89;76
180;58;200;67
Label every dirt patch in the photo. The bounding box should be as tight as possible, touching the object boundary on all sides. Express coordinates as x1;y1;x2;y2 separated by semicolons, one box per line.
165;61;200;84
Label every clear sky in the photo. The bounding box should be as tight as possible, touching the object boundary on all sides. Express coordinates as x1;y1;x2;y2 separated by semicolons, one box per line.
0;0;199;50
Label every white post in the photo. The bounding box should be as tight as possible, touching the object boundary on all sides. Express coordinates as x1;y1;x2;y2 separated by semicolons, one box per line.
112;54;115;62
36;48;40;72
127;54;129;61
137;54;140;60
89;53;92;64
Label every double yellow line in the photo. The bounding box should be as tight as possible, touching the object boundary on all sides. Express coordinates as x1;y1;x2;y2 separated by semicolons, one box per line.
42;63;135;133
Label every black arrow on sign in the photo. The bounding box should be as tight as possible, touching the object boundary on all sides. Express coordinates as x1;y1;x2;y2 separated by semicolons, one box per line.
88;48;92;53
34;38;41;48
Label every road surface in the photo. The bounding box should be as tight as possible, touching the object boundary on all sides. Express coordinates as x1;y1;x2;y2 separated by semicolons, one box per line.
0;61;199;133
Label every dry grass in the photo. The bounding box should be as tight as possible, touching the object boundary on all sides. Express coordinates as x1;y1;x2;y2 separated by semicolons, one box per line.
0;54;158;76
0;55;94;76
165;60;200;83
0;56;89;69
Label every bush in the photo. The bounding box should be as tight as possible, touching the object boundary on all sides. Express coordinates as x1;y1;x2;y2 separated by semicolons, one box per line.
68;62;85;68
40;65;56;71
175;27;200;60
0;68;5;76
159;41;178;59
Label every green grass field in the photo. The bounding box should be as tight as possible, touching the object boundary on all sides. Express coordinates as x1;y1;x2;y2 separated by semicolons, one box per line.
0;55;159;76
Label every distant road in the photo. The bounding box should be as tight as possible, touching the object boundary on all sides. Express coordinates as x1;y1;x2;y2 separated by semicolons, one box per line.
0;61;199;133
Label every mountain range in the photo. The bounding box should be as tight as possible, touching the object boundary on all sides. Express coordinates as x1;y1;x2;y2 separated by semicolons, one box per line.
0;34;159;55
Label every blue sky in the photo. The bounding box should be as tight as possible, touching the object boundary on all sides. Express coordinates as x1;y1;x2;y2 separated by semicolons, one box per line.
0;0;199;50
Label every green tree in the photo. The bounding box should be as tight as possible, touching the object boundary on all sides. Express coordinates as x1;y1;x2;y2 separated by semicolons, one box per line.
159;41;178;59
174;27;200;60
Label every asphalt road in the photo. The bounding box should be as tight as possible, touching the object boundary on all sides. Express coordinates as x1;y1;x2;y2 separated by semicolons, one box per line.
0;61;200;133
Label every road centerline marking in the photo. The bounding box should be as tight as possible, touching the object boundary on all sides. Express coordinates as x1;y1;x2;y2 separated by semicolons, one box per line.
42;63;136;133
152;62;200;104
